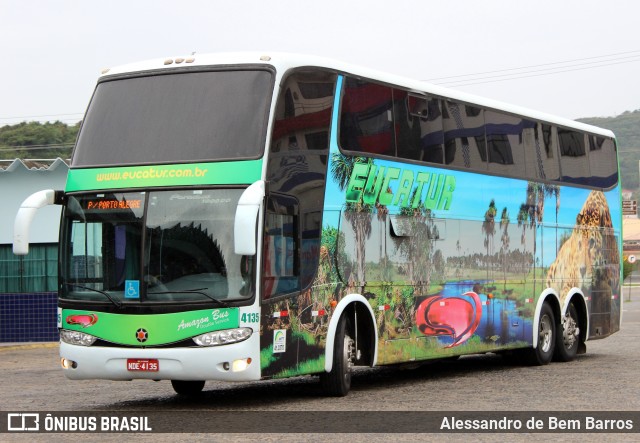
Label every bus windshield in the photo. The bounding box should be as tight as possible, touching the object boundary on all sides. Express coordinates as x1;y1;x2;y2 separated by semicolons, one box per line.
60;189;254;305
72;69;273;167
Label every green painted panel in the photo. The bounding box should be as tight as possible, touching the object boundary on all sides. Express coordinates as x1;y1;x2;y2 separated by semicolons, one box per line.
62;308;239;346
65;160;263;192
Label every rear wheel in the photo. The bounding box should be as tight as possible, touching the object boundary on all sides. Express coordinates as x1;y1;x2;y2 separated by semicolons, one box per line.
171;380;205;396
554;302;580;362
524;302;556;365
320;315;355;397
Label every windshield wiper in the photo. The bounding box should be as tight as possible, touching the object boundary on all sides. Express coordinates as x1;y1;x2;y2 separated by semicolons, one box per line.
147;288;228;307
62;282;123;309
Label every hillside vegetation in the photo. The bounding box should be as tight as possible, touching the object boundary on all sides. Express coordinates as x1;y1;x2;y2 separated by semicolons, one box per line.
0;121;79;160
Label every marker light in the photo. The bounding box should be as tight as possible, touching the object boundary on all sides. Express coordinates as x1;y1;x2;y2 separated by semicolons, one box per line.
59;329;97;347
232;358;252;372
61;358;77;369
192;328;252;347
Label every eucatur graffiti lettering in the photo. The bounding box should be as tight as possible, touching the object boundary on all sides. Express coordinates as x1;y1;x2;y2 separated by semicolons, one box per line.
345;163;456;210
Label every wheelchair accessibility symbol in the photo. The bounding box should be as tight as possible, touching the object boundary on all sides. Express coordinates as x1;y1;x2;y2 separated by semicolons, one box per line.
125;280;140;299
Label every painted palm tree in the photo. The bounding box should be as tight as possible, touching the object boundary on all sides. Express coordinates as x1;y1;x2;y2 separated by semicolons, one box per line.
396;192;433;296
517;203;530;276
500;207;510;289
375;202;390;282
525;182;561;277
330;152;374;291
543;184;561;253
526;182;546;278
482;199;497;279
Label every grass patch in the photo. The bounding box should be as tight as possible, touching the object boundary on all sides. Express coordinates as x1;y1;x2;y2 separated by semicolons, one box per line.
272;356;325;379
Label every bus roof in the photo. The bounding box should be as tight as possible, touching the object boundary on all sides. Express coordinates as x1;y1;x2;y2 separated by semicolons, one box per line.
101;52;615;139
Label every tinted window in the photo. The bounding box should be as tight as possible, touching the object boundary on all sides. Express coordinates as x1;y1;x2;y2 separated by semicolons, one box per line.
559;129;590;185
263;194;299;299
443;102;487;170
338;76;613;190
588;136;618;188
484;111;528;177
525;124;560;181
396;94;444;163
340;78;395;156
73;70;273;167
61;190;254;304
266;70;336;297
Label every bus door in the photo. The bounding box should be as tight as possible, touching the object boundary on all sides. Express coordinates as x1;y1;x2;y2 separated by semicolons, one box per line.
260;194;300;377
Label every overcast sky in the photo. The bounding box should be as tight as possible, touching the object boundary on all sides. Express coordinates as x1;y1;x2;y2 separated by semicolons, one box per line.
2;0;640;127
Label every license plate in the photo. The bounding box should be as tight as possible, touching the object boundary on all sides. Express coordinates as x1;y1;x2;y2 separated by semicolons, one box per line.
127;359;159;372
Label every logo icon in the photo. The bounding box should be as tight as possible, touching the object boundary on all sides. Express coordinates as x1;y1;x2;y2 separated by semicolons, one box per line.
135;328;148;343
416;291;482;348
66;314;98;328
7;413;40;431
273;329;286;353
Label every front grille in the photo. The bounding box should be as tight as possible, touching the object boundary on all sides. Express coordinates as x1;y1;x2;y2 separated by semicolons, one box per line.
92;337;197;349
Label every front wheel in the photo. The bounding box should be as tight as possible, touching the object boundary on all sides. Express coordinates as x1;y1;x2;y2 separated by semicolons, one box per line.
320;315;355;397
171;380;205;396
554;302;580;362
524;302;556;365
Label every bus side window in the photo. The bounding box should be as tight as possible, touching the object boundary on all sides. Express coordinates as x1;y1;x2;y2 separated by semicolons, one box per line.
524;124;560;181
485;110;527;178
588;136;618;189
262;195;299;299
396;93;444;164
559;129;590;185
443;102;487;171
340;78;395;156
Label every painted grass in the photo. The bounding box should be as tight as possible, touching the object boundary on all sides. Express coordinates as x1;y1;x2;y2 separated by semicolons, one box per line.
378;335;530;365
272;356;325;379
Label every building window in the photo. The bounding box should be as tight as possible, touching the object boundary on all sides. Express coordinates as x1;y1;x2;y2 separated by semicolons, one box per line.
0;244;58;293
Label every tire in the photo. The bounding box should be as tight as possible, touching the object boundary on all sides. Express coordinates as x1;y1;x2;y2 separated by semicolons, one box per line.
524;302;556;365
554;302;580;362
320;315;355;397
171;380;205;396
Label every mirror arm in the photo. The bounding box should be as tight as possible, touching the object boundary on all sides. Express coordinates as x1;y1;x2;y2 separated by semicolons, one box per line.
234;180;265;255
13;189;64;255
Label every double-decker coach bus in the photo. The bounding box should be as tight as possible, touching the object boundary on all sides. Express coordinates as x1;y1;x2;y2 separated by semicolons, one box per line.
14;53;621;396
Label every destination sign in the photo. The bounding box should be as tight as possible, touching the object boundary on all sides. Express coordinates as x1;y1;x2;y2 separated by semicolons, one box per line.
85;199;143;210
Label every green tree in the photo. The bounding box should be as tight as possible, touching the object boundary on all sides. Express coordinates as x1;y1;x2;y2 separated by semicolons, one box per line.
500;207;510;288
482;199;497;279
517;203;530;275
329;152;374;290
0;121;79;159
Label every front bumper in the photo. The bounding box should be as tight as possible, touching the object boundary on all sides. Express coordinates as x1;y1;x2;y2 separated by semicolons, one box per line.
59;333;261;382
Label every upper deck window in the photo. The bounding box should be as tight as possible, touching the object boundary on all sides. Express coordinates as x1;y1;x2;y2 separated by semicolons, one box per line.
337;75;617;190
72;69;273;167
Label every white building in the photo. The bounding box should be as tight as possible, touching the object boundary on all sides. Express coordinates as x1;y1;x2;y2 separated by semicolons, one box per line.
0;158;68;342
0;158;68;292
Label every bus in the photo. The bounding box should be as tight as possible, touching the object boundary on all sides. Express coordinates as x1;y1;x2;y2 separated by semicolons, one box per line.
13;53;621;396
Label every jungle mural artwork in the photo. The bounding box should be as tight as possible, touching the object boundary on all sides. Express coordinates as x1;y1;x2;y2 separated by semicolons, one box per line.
259;150;621;378
257;73;620;379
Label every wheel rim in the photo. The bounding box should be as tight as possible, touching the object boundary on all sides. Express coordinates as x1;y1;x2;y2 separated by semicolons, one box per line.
539;314;553;353
562;309;579;349
343;333;355;382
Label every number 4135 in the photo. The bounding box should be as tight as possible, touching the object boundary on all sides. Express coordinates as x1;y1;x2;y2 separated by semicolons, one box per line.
241;312;260;323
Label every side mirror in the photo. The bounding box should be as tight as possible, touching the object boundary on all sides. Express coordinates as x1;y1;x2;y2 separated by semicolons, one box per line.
13;189;64;255
234;181;265;256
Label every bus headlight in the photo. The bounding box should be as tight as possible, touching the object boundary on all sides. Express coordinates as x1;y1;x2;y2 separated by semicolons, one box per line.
193;328;252;346
60;329;98;346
